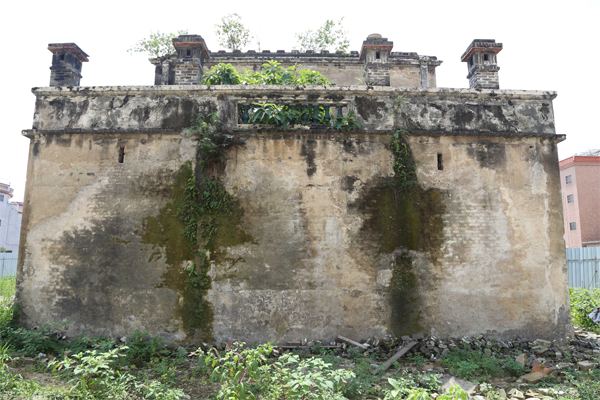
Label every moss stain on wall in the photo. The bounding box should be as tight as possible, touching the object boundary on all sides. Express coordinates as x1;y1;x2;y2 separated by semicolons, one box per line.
353;132;445;336
140;162;254;342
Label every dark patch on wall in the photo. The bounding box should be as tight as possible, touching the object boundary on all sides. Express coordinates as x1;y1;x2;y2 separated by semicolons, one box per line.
140;167;210;342
32;141;41;157
466;142;507;169
45;217;162;332
140;164;256;343
160;99;211;129
452;107;476;129
355;97;386;121
54;136;73;148
349;141;445;336
389;252;421;335
341;139;358;155
300;139;318;177
341;176;358;192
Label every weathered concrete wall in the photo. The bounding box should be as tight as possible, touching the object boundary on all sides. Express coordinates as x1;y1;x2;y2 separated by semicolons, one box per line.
17;131;196;341
17;85;571;343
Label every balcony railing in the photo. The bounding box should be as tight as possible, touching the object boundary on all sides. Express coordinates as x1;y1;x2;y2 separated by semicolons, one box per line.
237;102;358;130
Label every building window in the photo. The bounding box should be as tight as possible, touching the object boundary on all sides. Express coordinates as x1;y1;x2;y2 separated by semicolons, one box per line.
567;194;574;203
0;194;3;202
566;175;572;184
570;222;577;230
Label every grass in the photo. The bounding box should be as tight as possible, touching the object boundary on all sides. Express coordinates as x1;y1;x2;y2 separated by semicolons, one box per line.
439;345;524;381
570;287;600;334
0;275;15;299
0;277;599;399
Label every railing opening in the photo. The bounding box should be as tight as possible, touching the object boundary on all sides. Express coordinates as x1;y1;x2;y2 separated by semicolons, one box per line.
238;103;356;130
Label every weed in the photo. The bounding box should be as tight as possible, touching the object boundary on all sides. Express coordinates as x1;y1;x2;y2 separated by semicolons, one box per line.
440;345;522;380
406;353;427;367
569;288;600;333
438;383;469;400
124;330;168;366
418;373;442;391
383;372;419;400
405;389;431;400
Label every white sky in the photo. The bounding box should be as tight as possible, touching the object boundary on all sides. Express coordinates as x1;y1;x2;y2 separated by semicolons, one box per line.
1;0;599;202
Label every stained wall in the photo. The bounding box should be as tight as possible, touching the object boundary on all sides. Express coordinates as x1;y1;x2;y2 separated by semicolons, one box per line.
16;86;572;342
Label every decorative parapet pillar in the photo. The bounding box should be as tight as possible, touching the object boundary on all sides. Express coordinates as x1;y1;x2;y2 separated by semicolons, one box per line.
419;56;430;88
48;43;89;87
461;39;503;90
172;35;210;85
360;34;393;86
150;56;175;85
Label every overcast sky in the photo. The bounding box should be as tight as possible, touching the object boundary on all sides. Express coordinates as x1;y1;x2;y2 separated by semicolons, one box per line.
1;0;598;202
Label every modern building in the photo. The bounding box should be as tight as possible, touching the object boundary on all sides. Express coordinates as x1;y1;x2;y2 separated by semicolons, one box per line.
0;183;22;253
560;155;600;248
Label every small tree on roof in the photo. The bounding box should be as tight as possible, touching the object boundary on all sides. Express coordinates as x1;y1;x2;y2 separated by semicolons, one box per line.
128;30;188;58
295;18;350;54
215;13;253;51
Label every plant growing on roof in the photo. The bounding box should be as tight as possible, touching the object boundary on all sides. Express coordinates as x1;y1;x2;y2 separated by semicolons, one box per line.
127;30;188;58
201;60;331;86
295;18;350;54
215;13;253;51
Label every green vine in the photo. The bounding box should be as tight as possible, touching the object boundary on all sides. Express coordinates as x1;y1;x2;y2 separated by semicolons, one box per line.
170;113;247;336
384;129;417;199
190;114;247;175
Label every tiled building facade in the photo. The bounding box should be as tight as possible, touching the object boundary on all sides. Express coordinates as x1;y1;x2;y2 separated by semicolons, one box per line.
560;156;600;248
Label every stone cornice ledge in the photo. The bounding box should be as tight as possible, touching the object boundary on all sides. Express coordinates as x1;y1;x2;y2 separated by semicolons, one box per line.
31;85;558;101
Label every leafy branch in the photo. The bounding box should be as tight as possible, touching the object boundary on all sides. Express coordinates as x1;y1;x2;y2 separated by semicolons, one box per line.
215;13;252;51
127;30;188;58
295;18;350;54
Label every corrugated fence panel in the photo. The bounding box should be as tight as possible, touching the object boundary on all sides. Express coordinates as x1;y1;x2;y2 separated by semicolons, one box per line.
567;247;600;289
0;253;18;278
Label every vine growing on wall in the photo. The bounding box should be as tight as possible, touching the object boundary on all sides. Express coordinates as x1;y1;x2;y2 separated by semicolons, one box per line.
170;113;247;333
387;129;417;197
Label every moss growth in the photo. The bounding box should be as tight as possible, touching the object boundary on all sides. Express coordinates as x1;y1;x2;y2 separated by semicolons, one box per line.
390;252;421;335
141;162;253;343
141;165;211;341
353;130;445;336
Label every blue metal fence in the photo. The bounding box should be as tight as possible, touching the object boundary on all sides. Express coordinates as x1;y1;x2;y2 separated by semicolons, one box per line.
0;253;18;278
567;247;600;289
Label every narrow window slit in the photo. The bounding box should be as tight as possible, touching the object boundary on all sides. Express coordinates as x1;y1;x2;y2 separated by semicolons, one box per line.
437;153;443;170
376;52;381;60
118;147;125;163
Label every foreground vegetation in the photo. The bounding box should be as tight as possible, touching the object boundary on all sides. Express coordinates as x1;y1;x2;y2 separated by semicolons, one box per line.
1;278;600;399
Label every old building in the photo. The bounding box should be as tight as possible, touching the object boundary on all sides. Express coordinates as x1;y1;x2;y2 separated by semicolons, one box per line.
560;155;600;248
15;35;572;344
0;183;22;253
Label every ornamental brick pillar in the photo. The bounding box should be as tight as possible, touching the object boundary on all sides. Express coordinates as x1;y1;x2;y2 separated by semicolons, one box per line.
360;34;393;86
48;43;89;87
461;39;503;90
172;35;210;85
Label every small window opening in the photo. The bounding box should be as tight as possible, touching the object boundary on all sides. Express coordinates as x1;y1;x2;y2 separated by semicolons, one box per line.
567;194;574;203
118;147;125;163
376;52;381;60
566;175;572;184
60;54;65;61
484;54;489;61
437;153;444;170
186;49;191;56
570;222;577;230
